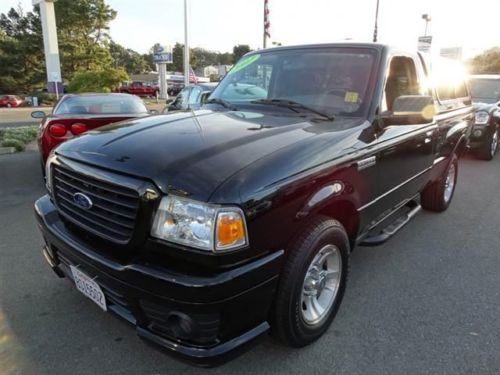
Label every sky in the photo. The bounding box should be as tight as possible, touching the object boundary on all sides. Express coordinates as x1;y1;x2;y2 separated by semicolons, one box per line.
2;0;500;58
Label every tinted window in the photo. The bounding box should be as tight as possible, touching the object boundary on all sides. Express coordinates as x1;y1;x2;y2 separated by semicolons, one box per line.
385;56;421;111
469;79;500;103
55;95;147;115
211;47;378;117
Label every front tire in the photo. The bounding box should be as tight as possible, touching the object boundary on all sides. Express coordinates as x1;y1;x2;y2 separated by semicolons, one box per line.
477;128;498;161
421;154;458;212
272;217;349;347
6;103;12;108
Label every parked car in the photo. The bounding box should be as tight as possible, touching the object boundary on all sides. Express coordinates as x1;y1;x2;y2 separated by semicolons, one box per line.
0;95;24;107
162;83;217;113
35;43;472;366
33;93;152;166
468;74;500;160
119;81;159;97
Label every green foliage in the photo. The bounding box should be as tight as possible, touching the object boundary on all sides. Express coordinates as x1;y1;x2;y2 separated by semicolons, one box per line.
233;45;252;63
67;68;128;93
0;126;38;152
1;138;25;151
0;0;117;92
110;40;149;74
470;48;500;74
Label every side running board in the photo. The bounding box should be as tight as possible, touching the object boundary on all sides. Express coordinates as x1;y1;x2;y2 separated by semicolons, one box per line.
359;202;422;247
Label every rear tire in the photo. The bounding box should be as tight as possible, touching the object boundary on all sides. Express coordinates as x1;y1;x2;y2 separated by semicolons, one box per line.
477;128;498;161
421;154;458;212
272;217;349;347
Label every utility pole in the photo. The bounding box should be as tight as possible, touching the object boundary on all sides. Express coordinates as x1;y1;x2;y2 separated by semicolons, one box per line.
373;0;380;43
183;0;190;87
33;0;62;98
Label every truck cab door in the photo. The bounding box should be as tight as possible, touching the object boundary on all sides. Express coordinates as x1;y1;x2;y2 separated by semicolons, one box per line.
373;55;436;214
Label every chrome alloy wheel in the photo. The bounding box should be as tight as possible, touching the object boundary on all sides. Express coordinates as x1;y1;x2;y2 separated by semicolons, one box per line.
300;244;342;326
443;162;456;204
491;131;498;158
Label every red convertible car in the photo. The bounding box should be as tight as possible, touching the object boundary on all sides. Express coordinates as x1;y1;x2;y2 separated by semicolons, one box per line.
34;93;154;165
0;95;24;107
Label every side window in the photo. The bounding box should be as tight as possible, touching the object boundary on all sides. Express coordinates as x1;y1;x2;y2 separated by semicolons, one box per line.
172;87;190;109
188;87;202;105
384;56;421;112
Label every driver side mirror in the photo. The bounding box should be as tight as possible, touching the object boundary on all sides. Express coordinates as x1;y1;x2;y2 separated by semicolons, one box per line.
381;95;436;126
31;110;46;119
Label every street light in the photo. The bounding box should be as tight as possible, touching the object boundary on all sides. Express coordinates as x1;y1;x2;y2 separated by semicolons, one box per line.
422;14;432;36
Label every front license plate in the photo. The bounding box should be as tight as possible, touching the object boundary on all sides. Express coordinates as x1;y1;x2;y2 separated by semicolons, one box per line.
70;265;107;311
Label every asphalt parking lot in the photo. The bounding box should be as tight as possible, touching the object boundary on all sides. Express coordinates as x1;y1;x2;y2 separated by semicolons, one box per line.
1;149;499;375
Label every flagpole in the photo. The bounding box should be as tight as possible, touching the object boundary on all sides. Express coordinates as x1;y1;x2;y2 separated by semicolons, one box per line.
263;0;267;48
184;0;190;87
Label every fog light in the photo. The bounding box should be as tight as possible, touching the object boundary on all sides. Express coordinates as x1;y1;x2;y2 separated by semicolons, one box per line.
474;129;483;137
167;312;197;340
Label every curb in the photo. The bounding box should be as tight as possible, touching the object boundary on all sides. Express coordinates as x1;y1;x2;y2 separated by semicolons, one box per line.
0;147;16;155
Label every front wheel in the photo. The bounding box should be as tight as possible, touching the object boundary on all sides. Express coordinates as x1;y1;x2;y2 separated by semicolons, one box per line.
272;217;349;347
6;103;12;108
477;129;498;161
421;154;458;212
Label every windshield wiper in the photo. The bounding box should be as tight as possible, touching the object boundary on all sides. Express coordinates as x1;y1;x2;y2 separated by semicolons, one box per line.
205;98;237;111
251;99;335;121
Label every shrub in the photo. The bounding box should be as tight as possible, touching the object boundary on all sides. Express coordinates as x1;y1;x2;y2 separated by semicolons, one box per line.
1;138;26;152
67;68;129;93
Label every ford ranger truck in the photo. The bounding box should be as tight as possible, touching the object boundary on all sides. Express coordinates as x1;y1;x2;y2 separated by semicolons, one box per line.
35;44;473;366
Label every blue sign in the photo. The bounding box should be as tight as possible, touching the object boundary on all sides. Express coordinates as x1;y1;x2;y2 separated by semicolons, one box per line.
153;45;173;64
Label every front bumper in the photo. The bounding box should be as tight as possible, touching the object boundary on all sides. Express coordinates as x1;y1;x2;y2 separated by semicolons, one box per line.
35;195;283;366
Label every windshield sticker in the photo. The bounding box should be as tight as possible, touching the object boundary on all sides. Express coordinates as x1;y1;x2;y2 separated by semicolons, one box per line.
229;54;261;75
344;91;359;103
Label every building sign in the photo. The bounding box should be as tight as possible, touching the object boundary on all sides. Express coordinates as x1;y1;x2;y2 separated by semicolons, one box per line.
418;36;433;53
440;47;463;61
153;44;173;64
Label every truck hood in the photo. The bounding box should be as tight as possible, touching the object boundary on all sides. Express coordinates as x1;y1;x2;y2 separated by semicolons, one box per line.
55;110;363;201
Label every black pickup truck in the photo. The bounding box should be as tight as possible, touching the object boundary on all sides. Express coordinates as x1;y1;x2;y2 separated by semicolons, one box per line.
34;43;473;366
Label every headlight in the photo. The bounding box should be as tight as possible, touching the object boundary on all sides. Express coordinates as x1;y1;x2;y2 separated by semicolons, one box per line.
45;151;57;193
151;195;248;252
475;111;490;125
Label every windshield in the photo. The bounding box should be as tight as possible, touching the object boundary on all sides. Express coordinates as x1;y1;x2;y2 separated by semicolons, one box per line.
55;95;148;115
469;78;500;103
210;47;378;117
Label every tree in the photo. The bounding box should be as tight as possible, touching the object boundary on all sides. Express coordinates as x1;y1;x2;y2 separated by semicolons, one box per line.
469;48;500;74
110;40;149;74
0;0;118;93
233;44;251;63
67;68;128;93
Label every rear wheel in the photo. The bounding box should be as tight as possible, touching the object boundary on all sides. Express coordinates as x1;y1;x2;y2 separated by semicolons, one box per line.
272;217;349;347
421;154;458;212
477;129;498;161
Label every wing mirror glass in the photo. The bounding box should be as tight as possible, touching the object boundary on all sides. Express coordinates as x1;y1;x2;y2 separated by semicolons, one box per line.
31;110;46;119
381;95;435;126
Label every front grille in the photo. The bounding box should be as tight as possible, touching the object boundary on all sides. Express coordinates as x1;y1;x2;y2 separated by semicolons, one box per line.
52;164;140;243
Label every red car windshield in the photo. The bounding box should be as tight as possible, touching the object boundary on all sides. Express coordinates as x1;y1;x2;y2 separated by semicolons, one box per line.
54;95;148;115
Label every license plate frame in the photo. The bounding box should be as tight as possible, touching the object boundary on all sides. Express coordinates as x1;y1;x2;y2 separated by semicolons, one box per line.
70;265;107;311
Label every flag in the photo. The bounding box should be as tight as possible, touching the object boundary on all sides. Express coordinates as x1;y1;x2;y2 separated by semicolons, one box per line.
264;0;271;39
189;66;198;84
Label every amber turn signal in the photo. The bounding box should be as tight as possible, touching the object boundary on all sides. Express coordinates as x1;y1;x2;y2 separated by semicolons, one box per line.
216;211;247;250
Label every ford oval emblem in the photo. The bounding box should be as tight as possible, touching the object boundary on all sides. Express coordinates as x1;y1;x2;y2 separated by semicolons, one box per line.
73;192;93;210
